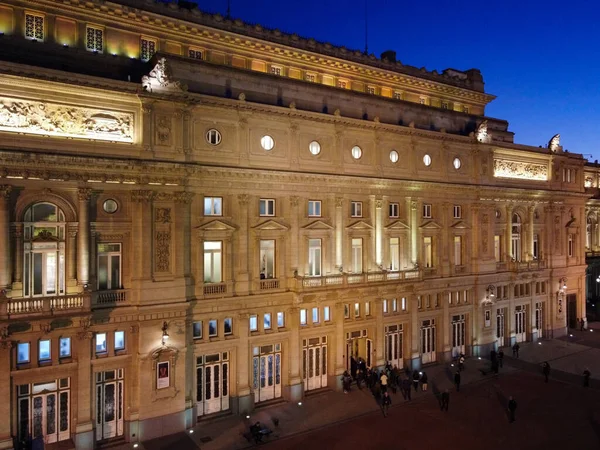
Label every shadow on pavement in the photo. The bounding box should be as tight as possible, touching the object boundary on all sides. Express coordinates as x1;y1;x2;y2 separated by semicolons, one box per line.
143;432;198;450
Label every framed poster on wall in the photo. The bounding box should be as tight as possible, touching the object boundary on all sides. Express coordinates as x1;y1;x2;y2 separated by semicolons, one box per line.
157;361;170;389
485;310;491;328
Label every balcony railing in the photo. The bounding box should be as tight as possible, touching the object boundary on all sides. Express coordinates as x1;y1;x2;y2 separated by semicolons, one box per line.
92;289;129;308
296;269;421;290
2;293;90;318
203;282;227;296
259;279;280;290
509;260;547;272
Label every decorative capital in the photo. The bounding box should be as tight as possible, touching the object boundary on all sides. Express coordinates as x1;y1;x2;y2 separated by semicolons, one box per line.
131;190;155;203
335;197;344;208
289;196;300;207
411;201;417;211
77;188;93;201
155;207;171;224
0;185;12;199
76;330;93;341
237;194;249;206
173;191;194;204
375;199;383;209
39;322;52;334
130;325;139;334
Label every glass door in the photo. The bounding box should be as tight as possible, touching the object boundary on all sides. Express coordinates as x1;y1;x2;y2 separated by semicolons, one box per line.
95;370;124;441
253;344;282;404
451;315;466;357
421;320;436;364
303;337;328;391
384;325;403;369
515;306;526;342
496;310;505;347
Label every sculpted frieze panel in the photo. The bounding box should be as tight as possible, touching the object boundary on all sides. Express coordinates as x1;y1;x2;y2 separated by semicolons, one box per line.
493;159;548;181
0;97;134;142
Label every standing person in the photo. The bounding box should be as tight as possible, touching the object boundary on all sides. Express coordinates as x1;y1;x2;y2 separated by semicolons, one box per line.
440;389;450;412
508;396;517;423
382;391;392;417
583;368;591;388
412;370;420;392
350;356;357;381
380;371;388;393
490;349;497;364
421;371;428;392
402;377;412;401
542;361;550;383
458;354;465;372
454;370;461;392
498;348;504;368
580;318;585;332
512;343;520;358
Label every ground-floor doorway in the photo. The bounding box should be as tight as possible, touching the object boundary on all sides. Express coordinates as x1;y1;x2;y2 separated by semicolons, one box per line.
303;336;328;391
95;369;124;441
196;353;229;416
252;343;282;404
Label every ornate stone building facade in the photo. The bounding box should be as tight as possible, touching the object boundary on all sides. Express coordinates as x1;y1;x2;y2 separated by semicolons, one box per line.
0;0;589;448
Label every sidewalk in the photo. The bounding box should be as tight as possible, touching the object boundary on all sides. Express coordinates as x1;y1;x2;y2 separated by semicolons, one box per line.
116;357;505;450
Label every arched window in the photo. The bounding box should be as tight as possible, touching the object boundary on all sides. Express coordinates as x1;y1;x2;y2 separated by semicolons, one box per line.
23;202;66;297
511;213;521;261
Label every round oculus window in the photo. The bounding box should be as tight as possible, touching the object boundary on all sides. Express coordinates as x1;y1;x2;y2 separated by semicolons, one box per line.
103;199;118;214
351;145;362;159
206;129;222;145
261;135;275;151
423;154;432;167
309;141;321;156
390;150;399;163
453;157;462;170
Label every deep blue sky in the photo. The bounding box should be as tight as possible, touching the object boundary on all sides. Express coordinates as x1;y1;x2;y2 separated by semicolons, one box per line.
199;0;600;161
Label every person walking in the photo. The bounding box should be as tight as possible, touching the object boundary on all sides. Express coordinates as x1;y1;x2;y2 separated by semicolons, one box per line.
458;354;465;372
508;396;517;423
440;389;450;412
380;371;388;393
583;368;591;388
454;370;461;392
382;391;392;417
412;370;420;392
542;361;550;383
580;318;585;332
421;371;428;392
498;349;504;368
512;343;520;358
402;377;412;401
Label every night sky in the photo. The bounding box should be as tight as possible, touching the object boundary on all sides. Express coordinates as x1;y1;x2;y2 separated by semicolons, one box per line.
199;0;600;161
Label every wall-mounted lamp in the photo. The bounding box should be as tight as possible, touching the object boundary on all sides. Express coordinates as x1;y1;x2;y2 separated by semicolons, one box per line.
559;278;567;291
486;285;496;299
161;321;169;345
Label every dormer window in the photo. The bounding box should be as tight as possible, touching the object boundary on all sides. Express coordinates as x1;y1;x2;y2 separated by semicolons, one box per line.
25;13;44;41
189;48;204;60
86;26;104;52
270;66;283;76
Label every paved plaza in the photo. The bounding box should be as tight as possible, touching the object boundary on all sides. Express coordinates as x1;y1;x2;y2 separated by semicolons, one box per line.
117;327;600;450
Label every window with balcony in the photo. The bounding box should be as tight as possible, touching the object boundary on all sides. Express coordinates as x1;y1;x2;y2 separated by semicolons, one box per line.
25;13;44;41
351;238;363;273
308;239;321;276
259;198;275;216
203;241;222;283
140;37;157;62
511;213;522;261
351;201;363;217
308;200;321;217
260;240;275;279
389;203;399;218
86;26;104;52
23;203;66;298
454;236;463;266
98;243;121;290
423;236;433;268
390;237;400;271
204;197;222;216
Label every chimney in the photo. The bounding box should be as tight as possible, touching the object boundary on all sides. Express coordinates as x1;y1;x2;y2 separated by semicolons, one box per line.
381;50;396;63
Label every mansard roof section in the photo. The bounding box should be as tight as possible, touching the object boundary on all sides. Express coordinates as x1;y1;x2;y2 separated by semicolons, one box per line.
106;0;493;97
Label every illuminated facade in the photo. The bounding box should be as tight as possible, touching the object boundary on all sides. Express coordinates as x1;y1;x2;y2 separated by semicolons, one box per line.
0;0;590;448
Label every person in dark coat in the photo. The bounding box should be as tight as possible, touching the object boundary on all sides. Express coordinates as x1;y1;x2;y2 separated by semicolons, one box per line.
382;391;392;417
440;389;450;411
542;361;550;383
498;349;504;368
583;368;591;387
412;370;420;392
580;318;585;331
512;343;520;358
402;377;412;401
350;356;357;380
508;396;517;423
420;371;428;391
454;370;461;392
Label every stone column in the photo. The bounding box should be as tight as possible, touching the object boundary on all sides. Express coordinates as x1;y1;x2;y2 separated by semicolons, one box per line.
335;197;343;269
508;283;516;347
410;295;420;370
67;227;77;289
441;202;450;276
442;291;451;361
0;186;11;290
289;196;300;276
409;199;418;265
0;341;13;449
236;313;253;414
374;299;385;368
236;194;250;294
13;223;23;288
471;203;480;269
334;303;345;390
505;204;513;260
528;205;535;261
287;307;302;401
74;330;94;448
375;198;383;267
125;325;140;441
77;188;92;287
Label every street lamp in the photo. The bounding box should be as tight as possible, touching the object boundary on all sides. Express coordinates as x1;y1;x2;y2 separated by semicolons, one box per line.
161;321;169;345
486;285;496;299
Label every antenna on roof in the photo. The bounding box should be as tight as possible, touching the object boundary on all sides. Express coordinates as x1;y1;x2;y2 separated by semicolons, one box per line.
226;0;231;19
364;0;368;54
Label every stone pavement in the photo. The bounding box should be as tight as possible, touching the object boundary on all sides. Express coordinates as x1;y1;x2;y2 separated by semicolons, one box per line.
113;327;600;450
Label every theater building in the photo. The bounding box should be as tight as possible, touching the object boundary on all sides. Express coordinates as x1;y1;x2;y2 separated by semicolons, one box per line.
0;0;589;447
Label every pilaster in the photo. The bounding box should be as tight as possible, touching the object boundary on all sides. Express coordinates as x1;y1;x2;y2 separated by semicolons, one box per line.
0;339;12;449
77;188;92;287
335;196;343;269
236;194;249;293
0;186;11;290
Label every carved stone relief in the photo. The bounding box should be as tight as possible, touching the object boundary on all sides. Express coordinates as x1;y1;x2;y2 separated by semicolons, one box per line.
494;159;548;181
0;97;133;142
155;207;172;224
155;230;171;273
156;116;172;145
141;58;187;93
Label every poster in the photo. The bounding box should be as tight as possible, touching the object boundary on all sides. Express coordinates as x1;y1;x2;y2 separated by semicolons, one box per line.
485;310;491;328
157;361;170;389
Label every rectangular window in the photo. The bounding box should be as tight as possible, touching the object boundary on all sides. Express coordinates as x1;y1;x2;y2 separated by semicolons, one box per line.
354;302;360;317
25;13;44;40
401;297;407;311
308;200;321;217
260;240;275;279
351;201;363;217
86;26;104;52
114;331;125;351
312;307;319;324
383;299;388;313
367;86;376;95
96;333;107;354
308;239;322;276
270;66;282;76
17;342;30;364
59;337;71;358
300;309;307;325
494;235;501;262
463;106;470;114
306;73;316;82
39;339;51;362
390;237;400;271
423;236;433;268
533;234;539;259
454;236;462;266
568;234;574;257
392;298;398;312
259;198;275;216
441;101;449;110
224;318;233;335
97;243;121;290
263;313;271;330
423;204;432;218
249;315;258;332
426;295;431;308
324;306;330;321
277;312;284;327
344;304;350;318
193;321;203;339
418;296;422;309
140;37;157;62
203;241;222;283
389;203;399;218
365;301;371;316
453;205;461;219
189;48;204;60
204;197;222;216
351;238;363;273
208;320;217;337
